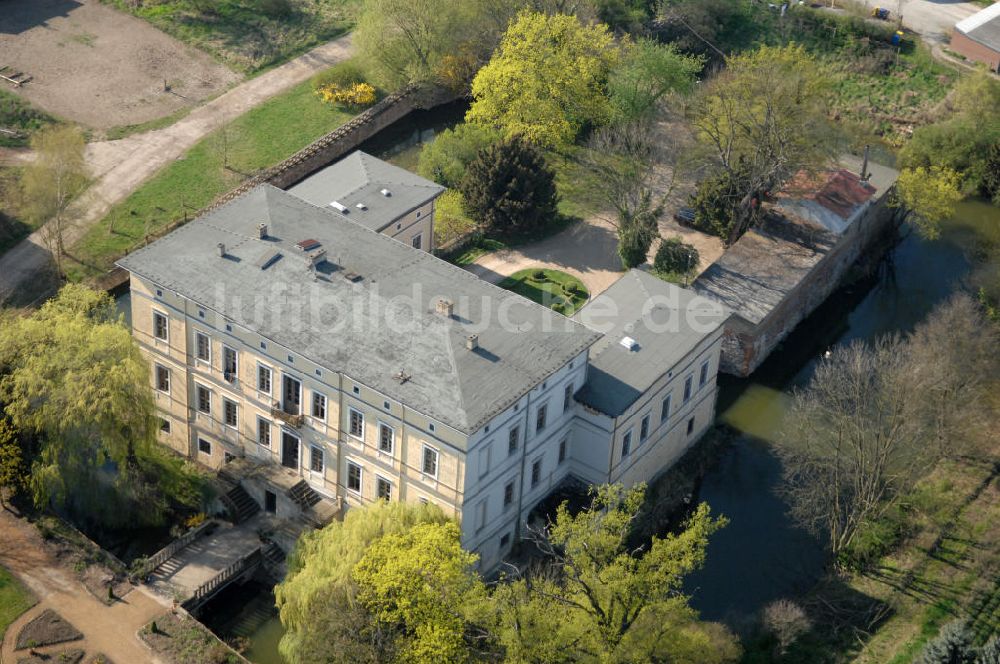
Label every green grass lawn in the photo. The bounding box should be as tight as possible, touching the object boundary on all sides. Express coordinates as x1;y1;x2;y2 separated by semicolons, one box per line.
101;0;361;73
66;76;355;281
0;564;36;638
0;88;55;148
498;268;589;315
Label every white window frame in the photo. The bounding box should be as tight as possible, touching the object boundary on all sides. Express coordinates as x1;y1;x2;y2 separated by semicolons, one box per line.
503;480;515;509
535;403;547;433
154;363;170;394
197;437;212;456
558;438;568;464
661;394;672;423
348;407;364;440
622;429;633;458
257;416;271;447
195;383;212;415
222;345;238;381
640;414;650;442
683;375;693;403
699;360;710;388
222;397;239;429
309;445;324;474
563;382;574;410
411;233;423;250
195;330;211;363
346;460;363;495
257;363;272;395
378;422;395;455
530;457;542;488
376;475;393;501
312;391;327;422
159;417;171;434
152;309;169;342
421;445;440;479
508;425;519;456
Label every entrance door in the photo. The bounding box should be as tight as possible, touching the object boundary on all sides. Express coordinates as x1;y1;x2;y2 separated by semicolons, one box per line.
281;431;300;470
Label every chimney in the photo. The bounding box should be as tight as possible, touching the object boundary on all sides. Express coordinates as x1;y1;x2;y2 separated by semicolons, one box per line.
435;298;454;317
309;249;327;271
257;223;268;239
466;334;479;351
860;144;870;183
217;243;226;257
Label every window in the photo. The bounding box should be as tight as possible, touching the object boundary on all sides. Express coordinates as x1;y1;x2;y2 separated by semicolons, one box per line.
376;477;392;501
535;404;547;433
349;408;364;439
159;418;171;434
383;400;391;410
531;459;542;488
310;446;324;473
504;481;515;508
257;364;272;394
223;346;237;381
196;385;211;414
378;423;394;454
500;533;510;548
198;438;211;455
152;311;168;341
155;364;170;393
223;398;238;428
476;499;487;532
478;444;491;478
257;417;271;447
224;452;235;464
508;426;520;456
315;369;322;377
640;415;650;442
411;233;422;250
347;462;362;493
660;395;672;423
683;375;693;403
558;439;568;463
428;423;436;432
195;332;210;362
622;430;633;458
282;375;302;415
260;341;267;350
422;446;439;477
312;392;327;421
699;360;710;388
687;417;695;436
563;383;574;410
264;490;277;514
352;385;360;395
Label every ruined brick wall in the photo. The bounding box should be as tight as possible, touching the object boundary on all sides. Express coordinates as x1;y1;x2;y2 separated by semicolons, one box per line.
950;32;1000;72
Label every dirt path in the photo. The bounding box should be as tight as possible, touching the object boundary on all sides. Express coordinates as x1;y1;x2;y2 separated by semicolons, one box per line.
0;33;354;304
466;215;724;299
0;148;34;167
0;509;170;664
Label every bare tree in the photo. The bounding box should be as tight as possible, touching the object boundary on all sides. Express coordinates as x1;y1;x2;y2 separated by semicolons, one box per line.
778;337;929;561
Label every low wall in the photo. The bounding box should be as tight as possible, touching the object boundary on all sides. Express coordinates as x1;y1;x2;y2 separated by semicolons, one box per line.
99;84;460;293
950;32;1000;72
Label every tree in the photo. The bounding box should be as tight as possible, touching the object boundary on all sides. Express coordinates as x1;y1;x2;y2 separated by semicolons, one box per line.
654;237;699;277
492;484;739;663
0;284;204;528
777;337;930;563
978;637;1000;664
460;137;559;236
466;11;620;147
896;166;963;240
692;43;837;245
688;162;757;240
275;501;453;664
353;521;487;663
608;38;703;122
417;123;501;189
918;620;977;664
21;125;89;276
616;191;661;269
0;419;27;509
762;599;811;657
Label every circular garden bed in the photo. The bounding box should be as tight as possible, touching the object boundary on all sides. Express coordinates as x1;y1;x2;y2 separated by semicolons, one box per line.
497;268;589;315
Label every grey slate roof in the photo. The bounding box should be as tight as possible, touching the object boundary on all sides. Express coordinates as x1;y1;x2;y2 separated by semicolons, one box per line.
572;270;728;418
287;151;445;232
692;213;837;326
955;2;1000;51
117;185;599;434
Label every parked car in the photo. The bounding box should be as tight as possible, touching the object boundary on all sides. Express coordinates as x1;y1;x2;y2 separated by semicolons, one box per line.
673;206;697;226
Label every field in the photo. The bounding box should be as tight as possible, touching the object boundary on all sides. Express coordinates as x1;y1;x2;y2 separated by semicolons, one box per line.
65;76;354;281
0;564;36;638
0;0;239;131
102;0;361;73
498;268;590;315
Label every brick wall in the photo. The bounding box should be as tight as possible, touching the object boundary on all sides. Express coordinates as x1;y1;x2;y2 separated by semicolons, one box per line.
950;32;1000;72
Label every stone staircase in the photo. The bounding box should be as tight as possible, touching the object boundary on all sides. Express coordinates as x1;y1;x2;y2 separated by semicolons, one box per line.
221;483;260;524
287;480;322;510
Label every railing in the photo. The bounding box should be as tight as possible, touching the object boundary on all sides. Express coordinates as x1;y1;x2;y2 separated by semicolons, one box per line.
271;402;304;428
182;548;263;612
138;519;218;579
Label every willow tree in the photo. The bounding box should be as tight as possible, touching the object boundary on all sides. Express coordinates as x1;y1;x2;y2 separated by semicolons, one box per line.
0;284;203;528
692;43;837;245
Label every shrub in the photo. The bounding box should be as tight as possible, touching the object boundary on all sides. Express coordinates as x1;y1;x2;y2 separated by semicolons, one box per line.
918;620;976;664
978;637;1000;664
460;137;559;237
316;82;377;107
654;237;699;275
417;123;501;188
531;270;546;281
311;60;368;92
762;599;811;655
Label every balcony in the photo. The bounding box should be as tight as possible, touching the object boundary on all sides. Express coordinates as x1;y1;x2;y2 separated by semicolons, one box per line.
271;402;303;429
